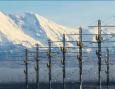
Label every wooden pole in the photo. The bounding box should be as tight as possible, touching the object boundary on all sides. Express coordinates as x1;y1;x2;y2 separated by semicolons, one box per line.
62;34;66;89
77;27;83;89
48;39;52;89
97;20;102;89
35;44;39;89
24;49;28;89
106;48;110;89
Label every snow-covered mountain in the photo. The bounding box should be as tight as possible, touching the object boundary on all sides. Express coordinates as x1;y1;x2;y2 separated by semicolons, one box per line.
9;12;115;49
0;12;46;48
1;11;115;48
9;12;80;48
1;11;115;59
1;11;115;54
0;11;80;48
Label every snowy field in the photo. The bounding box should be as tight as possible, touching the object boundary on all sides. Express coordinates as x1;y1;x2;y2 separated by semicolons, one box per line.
0;62;115;89
0;60;114;83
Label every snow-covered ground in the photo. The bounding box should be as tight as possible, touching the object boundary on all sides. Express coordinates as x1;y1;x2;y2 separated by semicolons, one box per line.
0;60;115;83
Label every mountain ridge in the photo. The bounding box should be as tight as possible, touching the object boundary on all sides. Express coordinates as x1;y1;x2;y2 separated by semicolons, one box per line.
9;12;79;47
1;11;115;49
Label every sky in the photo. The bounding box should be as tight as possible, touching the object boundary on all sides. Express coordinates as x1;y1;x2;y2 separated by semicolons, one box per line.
0;1;115;28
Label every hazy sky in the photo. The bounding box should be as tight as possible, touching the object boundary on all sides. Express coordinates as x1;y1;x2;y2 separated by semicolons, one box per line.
0;1;115;28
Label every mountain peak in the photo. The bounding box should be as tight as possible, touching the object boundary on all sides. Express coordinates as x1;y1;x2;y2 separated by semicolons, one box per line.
9;12;79;47
0;11;80;48
0;12;45;48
